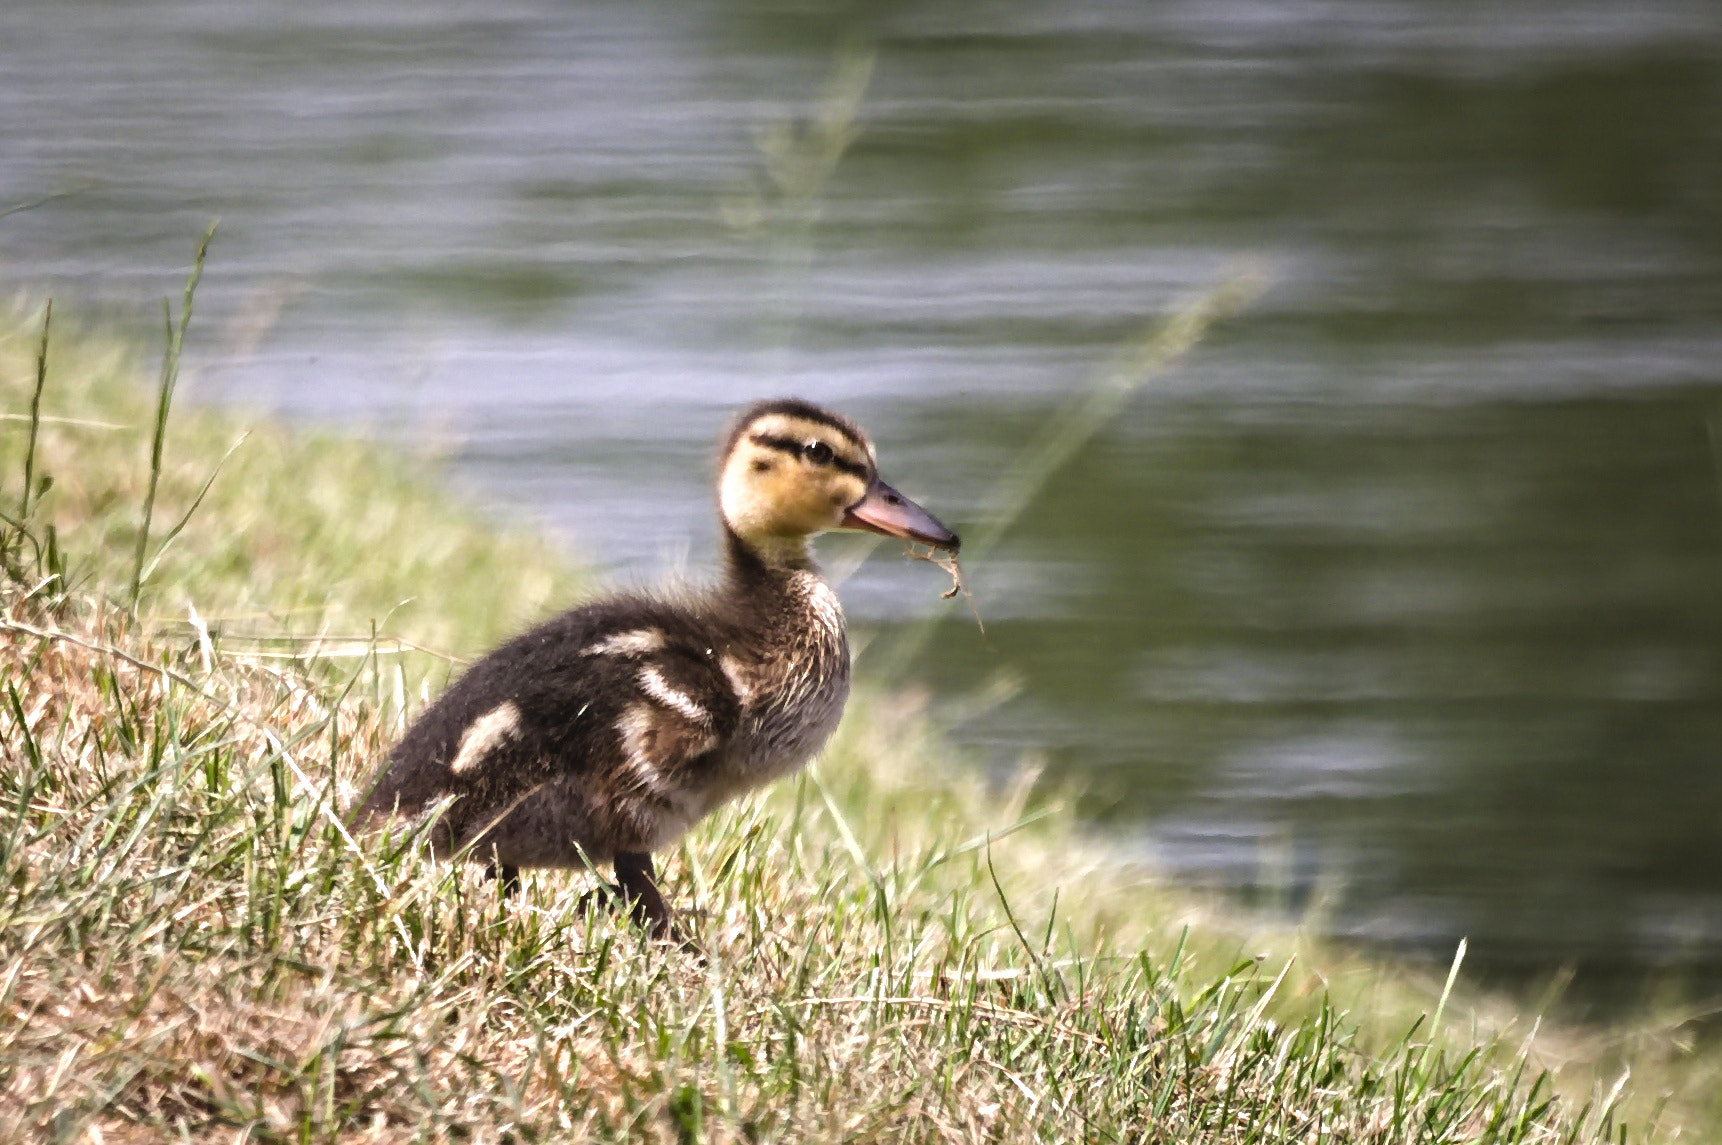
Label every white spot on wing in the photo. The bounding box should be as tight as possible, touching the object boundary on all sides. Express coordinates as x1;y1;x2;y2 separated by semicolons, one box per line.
449;702;521;775
615;704;672;796
585;629;666;657
639;665;711;725
719;654;754;704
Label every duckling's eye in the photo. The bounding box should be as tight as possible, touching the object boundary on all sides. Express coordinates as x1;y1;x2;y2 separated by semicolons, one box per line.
802;441;834;465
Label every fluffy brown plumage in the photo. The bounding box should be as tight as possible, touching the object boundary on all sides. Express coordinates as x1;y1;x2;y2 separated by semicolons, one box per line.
354;399;958;937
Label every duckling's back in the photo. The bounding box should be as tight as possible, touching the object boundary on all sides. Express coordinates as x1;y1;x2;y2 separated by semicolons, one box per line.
355;597;749;866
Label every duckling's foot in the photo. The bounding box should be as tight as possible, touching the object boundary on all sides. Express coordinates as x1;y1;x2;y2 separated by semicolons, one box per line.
614;851;677;940
483;862;521;899
575;853;684;943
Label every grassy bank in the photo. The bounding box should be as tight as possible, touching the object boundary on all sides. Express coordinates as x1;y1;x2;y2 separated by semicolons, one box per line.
0;293;1714;1142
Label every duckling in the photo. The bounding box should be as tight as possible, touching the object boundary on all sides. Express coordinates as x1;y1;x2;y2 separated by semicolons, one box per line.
355;398;958;938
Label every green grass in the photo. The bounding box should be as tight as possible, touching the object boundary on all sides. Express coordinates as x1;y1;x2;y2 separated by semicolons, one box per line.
1;292;1718;1142
0;290;580;658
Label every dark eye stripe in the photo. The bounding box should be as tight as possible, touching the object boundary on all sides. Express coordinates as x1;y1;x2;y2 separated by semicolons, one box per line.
749;433;869;478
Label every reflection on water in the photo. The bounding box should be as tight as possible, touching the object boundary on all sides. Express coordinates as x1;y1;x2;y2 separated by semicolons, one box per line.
5;0;1722;1011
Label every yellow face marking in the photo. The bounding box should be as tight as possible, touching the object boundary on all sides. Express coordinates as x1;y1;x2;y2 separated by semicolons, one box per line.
719;414;873;546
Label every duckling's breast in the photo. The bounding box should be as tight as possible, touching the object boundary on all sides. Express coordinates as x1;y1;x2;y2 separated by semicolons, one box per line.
717;573;851;796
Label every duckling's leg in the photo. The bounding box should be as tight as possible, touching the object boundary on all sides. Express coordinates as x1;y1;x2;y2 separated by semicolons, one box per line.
483;861;521;899
613;851;674;938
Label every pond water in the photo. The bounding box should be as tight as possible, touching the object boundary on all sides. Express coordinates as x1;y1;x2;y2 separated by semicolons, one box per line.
5;0;1722;1012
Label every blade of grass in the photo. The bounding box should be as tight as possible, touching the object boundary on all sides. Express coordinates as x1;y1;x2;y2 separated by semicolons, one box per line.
724;40;874;373
0;187;86;222
807;764;882;891
0;414;128;430
19;299;50;525
1430;937;1468;1044
137;430;249;585
871;268;1269;679
1704;409;1722;529
986;841;1058;1002
129;221;216;612
974;269;1270;562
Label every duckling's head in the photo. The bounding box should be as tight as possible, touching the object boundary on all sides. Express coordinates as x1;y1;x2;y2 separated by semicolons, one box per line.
719;398;959;566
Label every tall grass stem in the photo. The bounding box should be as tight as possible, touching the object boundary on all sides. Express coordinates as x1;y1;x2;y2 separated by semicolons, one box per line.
0;187;86;222
724;41;874;373
971;268;1268;564
20;300;51;524
129;222;216;611
1431;937;1469;1043
136;431;250;587
873;268;1269;680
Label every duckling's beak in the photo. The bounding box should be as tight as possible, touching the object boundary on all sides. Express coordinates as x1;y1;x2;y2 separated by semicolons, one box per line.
842;478;961;552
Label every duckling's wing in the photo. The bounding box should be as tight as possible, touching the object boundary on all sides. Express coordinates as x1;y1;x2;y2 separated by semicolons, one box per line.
532;630;745;856
355;606;743;861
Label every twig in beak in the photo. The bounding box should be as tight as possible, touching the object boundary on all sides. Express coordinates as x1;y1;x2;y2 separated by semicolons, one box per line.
904;543;986;639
